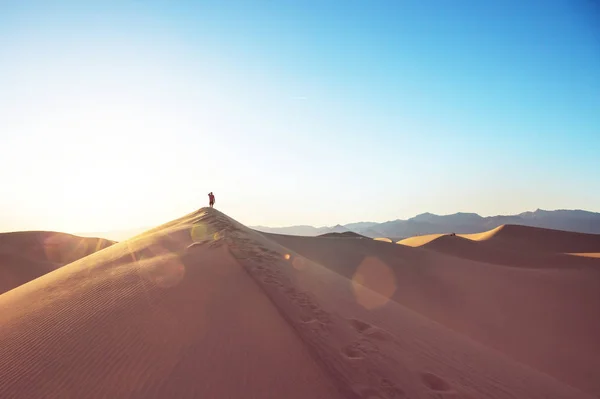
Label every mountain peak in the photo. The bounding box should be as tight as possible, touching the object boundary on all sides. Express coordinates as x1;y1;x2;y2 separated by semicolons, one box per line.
410;212;439;222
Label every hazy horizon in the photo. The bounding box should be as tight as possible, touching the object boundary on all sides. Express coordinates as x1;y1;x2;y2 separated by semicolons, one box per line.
2;0;599;233
69;206;599;239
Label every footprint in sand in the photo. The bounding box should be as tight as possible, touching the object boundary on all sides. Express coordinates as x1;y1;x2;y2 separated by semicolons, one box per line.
299;314;327;330
341;344;364;359
349;318;372;333
263;277;283;287
348;319;393;342
299;313;315;323
420;372;452;392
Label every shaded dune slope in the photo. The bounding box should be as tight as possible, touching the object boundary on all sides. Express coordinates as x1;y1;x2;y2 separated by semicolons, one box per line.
0;209;594;398
0;231;114;295
266;232;600;396
318;231;366;238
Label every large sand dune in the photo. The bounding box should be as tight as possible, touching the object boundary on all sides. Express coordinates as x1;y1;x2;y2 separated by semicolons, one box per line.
268;228;600;396
0;209;597;398
0;231;114;295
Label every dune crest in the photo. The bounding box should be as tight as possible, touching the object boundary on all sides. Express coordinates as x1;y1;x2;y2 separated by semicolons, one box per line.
460;224;600;252
396;233;446;247
399;232;600;269
399;224;600;254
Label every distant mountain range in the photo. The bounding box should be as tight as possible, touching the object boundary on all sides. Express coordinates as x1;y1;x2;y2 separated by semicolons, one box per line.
251;209;600;239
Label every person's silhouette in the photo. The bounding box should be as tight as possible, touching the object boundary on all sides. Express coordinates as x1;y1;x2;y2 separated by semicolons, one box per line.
208;192;215;208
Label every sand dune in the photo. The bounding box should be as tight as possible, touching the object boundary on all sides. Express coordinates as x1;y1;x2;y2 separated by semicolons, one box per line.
570;252;600;258
400;224;600;253
396;233;446;247
460;224;600;252
0;231;114;295
399;233;600;269
0;211;339;399
318;231;367;238
0;209;596;398
373;237;393;243
268;230;600;396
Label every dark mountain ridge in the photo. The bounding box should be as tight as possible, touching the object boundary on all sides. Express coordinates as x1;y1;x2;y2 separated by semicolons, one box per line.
252;209;600;238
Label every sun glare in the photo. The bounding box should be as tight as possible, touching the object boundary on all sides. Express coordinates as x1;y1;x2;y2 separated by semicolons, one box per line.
3;47;227;234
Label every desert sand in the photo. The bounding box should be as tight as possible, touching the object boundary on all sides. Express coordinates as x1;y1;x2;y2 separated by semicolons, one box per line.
1;208;598;398
0;231;114;295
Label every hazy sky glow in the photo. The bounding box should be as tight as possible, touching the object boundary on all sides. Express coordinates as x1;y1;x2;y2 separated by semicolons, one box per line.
1;0;599;233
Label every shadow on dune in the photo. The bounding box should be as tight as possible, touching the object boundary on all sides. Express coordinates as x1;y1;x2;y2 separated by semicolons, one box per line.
462;224;600;253
264;231;600;396
410;234;600;269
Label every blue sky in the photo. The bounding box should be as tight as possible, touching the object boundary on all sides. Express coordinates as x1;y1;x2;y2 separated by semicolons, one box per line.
1;0;599;233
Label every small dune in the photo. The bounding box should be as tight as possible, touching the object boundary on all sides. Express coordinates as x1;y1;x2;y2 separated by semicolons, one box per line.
0;231;114;295
399;224;600;255
569;252;600;258
460;224;600;253
459;225;505;241
401;233;600;269
318;231;366;238
397;233;446;247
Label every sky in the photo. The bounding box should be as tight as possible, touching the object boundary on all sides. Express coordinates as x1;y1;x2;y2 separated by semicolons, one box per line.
1;0;599;233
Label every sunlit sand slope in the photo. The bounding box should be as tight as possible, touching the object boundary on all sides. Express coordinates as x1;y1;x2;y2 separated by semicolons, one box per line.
460;224;600;253
401;233;600;269
0;210;340;399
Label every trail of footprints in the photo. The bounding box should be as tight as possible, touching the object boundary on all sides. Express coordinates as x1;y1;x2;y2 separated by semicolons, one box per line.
223;231;467;399
233;242;332;328
344;318;470;399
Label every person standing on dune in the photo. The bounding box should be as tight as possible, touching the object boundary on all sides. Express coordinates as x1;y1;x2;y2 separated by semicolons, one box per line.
208;192;215;208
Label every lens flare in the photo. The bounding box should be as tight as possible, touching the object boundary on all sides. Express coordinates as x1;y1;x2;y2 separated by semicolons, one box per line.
351;256;396;309
43;234;88;264
292;256;307;271
190;224;209;243
137;246;186;289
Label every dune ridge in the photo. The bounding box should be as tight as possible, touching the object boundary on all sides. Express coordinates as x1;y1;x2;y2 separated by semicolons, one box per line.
461;224;600;252
0;209;596;398
399;224;600;251
400;233;600;269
